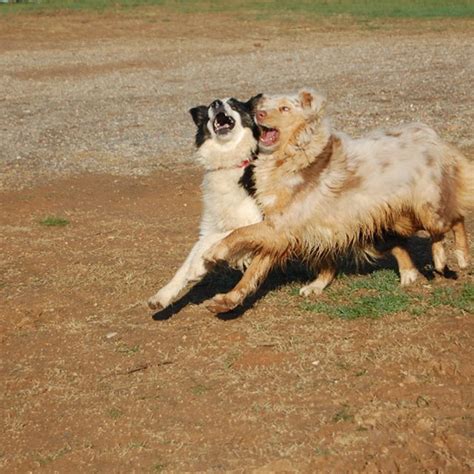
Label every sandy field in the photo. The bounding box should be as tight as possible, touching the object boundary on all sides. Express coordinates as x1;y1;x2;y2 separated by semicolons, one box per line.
1;9;473;472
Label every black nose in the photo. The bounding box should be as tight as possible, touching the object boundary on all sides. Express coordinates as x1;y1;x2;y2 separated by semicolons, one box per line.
211;100;223;109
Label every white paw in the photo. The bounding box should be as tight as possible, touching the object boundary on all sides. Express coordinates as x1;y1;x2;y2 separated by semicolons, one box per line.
148;288;175;310
455;249;469;269
400;269;418;286
299;284;324;298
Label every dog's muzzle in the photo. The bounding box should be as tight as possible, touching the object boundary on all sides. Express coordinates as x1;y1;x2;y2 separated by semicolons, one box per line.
211;103;235;135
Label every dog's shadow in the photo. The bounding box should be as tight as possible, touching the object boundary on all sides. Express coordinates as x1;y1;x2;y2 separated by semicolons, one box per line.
342;235;459;281
152;235;458;321
152;263;308;321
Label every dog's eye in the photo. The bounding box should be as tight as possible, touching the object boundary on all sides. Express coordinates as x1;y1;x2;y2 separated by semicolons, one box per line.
280;106;290;112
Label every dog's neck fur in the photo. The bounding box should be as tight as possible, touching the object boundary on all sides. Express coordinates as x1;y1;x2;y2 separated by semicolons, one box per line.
197;128;257;171
254;118;337;214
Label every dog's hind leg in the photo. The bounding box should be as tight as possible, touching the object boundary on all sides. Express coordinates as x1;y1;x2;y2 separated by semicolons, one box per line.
205;253;275;313
452;218;470;269
299;262;336;297
391;245;419;286
148;232;228;310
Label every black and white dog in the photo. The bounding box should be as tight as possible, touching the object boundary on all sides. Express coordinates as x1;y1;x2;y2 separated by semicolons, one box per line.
148;95;262;310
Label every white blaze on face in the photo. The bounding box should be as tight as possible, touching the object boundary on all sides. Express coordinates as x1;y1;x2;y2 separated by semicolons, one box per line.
207;99;244;143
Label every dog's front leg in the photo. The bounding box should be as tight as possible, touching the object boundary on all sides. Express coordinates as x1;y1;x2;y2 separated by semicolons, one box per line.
148;232;229;310
205;253;275;313
203;222;276;267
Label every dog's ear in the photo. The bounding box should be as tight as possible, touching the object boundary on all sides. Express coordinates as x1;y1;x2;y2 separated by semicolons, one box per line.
245;93;263;113
189;105;208;126
298;89;326;114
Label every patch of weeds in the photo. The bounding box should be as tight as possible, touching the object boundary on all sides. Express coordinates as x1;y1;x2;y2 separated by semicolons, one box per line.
153;461;167;472
430;283;473;313
314;446;332;456
251;401;272;413
107;407;123;419
39;216;69;227
288;285;302;297
115;343;140;355
223;351;240;369
301;269;410;319
128;441;149;450
191;384;208;396
35;445;72;466
355;368;368;377
300;269;474;319
333;404;354;423
408;300;428;316
303;290;410;319
346;269;400;292
416;395;430;408
6;0;474;19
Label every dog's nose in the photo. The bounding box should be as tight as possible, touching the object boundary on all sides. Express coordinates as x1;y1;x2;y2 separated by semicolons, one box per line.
211;100;223;109
256;109;267;121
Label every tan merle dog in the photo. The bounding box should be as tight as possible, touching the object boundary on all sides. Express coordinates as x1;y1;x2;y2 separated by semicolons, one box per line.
203;89;474;313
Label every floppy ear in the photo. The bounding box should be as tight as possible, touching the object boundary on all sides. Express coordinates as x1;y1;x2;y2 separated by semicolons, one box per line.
298;89;326;114
189;105;208;126
245;93;263;113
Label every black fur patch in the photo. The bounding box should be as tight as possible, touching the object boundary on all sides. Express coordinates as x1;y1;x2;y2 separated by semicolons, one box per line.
227;94;262;142
238;162;257;197
189;105;211;147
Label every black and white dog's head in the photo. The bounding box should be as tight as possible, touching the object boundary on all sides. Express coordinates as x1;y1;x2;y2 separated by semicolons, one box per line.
189;95;262;150
189;95;262;195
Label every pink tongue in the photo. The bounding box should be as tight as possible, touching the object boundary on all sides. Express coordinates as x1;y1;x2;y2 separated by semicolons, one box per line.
261;129;278;146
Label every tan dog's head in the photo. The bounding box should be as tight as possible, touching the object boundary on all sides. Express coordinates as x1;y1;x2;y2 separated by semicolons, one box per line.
255;89;326;153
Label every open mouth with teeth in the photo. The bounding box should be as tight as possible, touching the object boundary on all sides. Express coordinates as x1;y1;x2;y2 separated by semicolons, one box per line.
259;125;279;148
213;112;235;135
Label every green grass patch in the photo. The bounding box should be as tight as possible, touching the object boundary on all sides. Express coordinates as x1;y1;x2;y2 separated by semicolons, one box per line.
2;0;473;18
300;269;473;319
301;269;410;320
39;216;69;227
107;407;123;419
191;384;209;396
430;283;473;313
115;343;140;355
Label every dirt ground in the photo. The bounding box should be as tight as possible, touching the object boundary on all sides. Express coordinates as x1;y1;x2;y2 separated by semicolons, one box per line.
1;9;473;473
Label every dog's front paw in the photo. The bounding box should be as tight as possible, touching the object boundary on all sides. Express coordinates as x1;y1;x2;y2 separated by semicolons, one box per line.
455;249;469;269
399;269;418;286
203;242;230;267
148;288;174;310
204;291;242;314
299;284;324;298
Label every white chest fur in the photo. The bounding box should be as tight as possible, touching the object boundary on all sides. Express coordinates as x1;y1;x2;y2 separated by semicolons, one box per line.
200;168;262;235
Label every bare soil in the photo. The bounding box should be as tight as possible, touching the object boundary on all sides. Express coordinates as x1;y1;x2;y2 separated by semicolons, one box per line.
1;9;473;472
